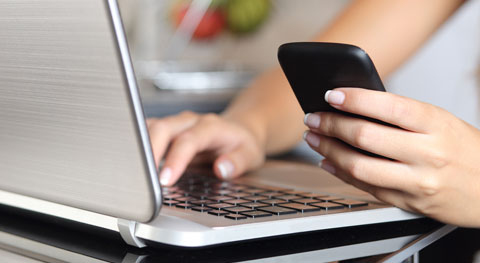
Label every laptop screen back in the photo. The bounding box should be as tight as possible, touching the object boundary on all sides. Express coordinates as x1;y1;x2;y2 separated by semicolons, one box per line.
0;0;160;222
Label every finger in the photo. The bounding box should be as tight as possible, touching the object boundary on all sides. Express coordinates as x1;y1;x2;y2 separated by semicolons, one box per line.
325;88;439;133
159;131;210;186
305;112;421;163
214;145;265;181
147;111;199;167
159;116;232;186
304;131;415;192
368;187;412;212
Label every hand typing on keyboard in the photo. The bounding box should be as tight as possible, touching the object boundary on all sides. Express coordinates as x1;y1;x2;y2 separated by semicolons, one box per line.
147;111;265;186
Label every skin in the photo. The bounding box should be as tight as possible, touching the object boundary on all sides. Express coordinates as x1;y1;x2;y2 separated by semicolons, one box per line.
147;0;474;226
305;88;480;228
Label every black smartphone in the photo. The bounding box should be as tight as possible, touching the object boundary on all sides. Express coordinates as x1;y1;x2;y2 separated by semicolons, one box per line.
278;42;390;159
278;42;385;115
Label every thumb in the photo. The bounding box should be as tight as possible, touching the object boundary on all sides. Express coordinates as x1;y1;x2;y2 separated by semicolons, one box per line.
213;146;263;180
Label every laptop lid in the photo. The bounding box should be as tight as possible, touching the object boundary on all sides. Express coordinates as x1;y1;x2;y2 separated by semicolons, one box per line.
0;0;161;222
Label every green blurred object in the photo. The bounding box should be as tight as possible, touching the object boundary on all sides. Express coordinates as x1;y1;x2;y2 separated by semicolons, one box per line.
210;0;228;7
227;0;271;34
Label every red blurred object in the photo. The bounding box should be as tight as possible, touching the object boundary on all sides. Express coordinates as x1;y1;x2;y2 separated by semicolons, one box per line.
176;6;226;39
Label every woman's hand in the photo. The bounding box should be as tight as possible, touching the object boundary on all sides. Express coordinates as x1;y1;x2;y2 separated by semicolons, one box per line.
147;111;266;186
303;88;480;227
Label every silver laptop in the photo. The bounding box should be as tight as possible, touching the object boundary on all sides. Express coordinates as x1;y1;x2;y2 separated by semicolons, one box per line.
0;0;420;248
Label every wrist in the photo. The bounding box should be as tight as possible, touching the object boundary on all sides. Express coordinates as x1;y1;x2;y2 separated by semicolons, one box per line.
221;110;268;154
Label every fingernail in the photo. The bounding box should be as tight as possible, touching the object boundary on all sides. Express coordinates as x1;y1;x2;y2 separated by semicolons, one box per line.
304;113;321;128
320;160;336;175
303;131;320;147
159;167;172;186
217;160;234;180
325;90;345;105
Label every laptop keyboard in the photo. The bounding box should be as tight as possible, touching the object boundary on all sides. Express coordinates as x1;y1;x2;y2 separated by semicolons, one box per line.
162;173;368;220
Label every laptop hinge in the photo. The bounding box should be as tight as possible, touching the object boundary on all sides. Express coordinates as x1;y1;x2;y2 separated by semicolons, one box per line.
117;219;147;248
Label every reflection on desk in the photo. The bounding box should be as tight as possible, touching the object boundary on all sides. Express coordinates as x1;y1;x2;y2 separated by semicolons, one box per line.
0;204;443;263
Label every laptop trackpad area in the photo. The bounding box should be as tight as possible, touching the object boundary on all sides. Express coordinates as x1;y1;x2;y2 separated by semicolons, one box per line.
237;160;377;202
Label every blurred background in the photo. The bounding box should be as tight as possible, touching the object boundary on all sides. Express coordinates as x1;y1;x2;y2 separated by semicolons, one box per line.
116;0;479;129
118;0;348;118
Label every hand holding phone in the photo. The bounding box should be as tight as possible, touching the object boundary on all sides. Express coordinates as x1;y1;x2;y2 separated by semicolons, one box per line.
278;42;391;158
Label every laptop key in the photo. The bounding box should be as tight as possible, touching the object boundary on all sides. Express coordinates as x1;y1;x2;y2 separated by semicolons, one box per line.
224;199;250;205
318;196;344;202
239;202;270;209
189;192;209;199
301;193;329;199
227;192;251;199
208;195;234;202
190;200;215;206
311;202;344;210
224;206;254;214
174;196;197;203
208;210;229;216
279;203;321;213
242;188;268;195
240;211;273;218
225;214;248;220
259;199;289;206
258;206;297;216
276;195;303;201
207;203;235;210
282;190;310;195
175;203;194;209
333;200;369;208
191;206;212;212
163;200;179;206
242;196;269;202
292;198;322;205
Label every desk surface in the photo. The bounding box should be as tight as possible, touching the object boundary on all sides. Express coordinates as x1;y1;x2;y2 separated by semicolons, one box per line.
0;204;445;263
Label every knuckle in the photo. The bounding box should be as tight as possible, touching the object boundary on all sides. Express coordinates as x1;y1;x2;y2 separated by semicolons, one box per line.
417;174;441;197
319;113;335;135
179;110;197;119
389;98;410;120
352;124;372;148
201;113;220;123
316;137;330;156
346;159;366;180
175;130;196;144
424;148;449;168
406;199;436;216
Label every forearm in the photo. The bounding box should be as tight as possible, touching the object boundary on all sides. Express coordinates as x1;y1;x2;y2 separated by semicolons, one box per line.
223;0;464;155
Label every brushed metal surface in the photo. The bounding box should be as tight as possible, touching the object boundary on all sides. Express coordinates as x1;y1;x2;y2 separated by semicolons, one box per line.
0;0;160;222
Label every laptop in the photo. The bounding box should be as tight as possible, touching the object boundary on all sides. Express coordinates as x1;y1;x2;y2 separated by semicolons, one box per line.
0;0;421;248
